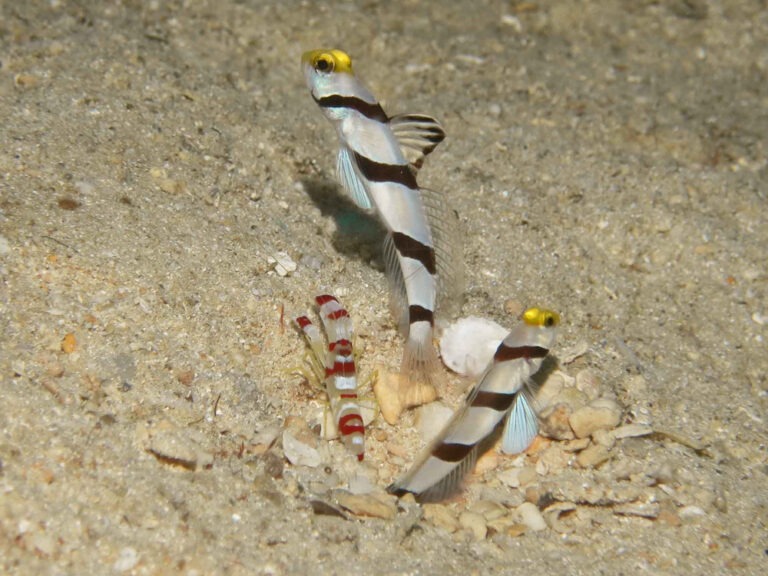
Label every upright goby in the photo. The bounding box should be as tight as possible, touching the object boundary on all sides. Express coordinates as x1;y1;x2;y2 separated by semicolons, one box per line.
302;48;462;384
387;308;560;502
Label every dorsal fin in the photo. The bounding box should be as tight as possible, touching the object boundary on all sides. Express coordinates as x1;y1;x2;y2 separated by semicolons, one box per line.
420;187;465;318
389;114;446;171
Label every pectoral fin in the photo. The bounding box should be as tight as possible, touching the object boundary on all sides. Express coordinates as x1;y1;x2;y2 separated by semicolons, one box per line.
501;391;539;455
336;146;373;210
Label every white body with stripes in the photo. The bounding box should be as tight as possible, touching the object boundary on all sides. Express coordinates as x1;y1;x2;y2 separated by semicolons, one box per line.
388;308;559;502
302;49;462;384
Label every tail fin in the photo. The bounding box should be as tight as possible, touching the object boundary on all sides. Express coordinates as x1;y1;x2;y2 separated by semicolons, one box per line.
401;321;440;384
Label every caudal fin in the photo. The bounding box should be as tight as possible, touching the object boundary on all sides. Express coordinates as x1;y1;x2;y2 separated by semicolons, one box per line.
401;321;440;384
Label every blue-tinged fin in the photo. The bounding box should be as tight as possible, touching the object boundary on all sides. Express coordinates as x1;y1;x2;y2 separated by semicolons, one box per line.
501;391;539;455
336;146;373;210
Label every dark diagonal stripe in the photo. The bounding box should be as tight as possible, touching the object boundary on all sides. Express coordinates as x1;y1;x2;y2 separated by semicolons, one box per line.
472;390;516;412
354;153;418;189
432;442;474;463
314;94;388;123
409;304;434;326
494;344;549;363
392;232;437;274
387;484;412;497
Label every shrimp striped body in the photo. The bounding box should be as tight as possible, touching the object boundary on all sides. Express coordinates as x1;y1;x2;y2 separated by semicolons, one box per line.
388;308;560;502
302;49;462;384
296;294;365;460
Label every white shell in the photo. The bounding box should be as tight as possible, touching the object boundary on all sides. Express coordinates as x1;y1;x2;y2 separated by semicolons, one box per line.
439;316;509;377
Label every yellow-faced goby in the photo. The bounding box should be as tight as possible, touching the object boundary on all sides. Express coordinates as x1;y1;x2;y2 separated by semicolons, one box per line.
388;308;560;501
302;48;463;384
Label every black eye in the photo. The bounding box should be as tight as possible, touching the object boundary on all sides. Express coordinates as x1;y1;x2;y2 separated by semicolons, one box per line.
315;57;333;73
545;315;554;327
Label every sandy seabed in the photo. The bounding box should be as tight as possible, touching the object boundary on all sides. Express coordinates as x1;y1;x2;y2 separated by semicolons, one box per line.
1;1;766;574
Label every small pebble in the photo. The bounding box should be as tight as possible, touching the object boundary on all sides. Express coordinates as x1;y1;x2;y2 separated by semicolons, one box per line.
576;443;611;468
497;467;526;489
299;253;323;270
61;332;77;354
175;369;195;386
335;491;397;520
373;370;436;424
113;547;139;572
539;403;575;440
487;513;525;536
503;299;524;316
474;449;501;475
29;532;56;556
515;502;547;532
560;438;591;452
613;502;660;519
505;523;528;537
347;472;375;495
536;445;570;474
535;371;570;410
575;369;602;400
14;73;39;88
592;428;616;450
612;423;653;439
657;509;682;526
558;386;590;411
542;502;580;534
678;505;706;519
559;341;589;364
251;425;281;455
459;511;488;541
569;398;622;438
469;500;506;522
423;503;460;533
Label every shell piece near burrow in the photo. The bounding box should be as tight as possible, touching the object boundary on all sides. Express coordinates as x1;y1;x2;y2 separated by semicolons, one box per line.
438;316;509;377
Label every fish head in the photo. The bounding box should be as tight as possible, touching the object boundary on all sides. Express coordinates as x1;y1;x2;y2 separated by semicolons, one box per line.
520;307;560;349
302;48;354;98
522;307;560;329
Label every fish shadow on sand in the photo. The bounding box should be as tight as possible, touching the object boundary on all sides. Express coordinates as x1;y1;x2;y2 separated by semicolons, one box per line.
300;177;387;269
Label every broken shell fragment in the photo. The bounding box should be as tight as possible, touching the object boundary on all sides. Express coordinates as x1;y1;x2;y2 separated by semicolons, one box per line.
282;418;321;467
267;251;297;276
439;316;508;377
